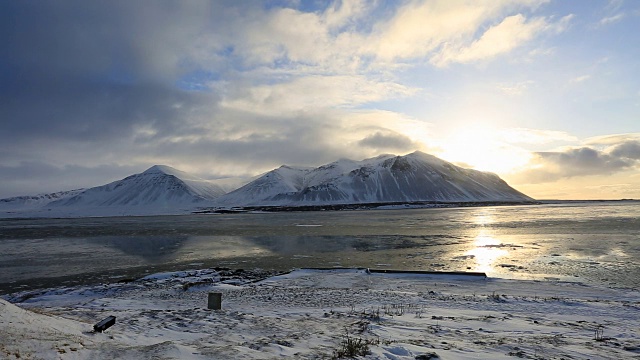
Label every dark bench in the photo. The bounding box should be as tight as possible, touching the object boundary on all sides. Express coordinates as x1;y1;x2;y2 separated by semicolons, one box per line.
93;316;116;333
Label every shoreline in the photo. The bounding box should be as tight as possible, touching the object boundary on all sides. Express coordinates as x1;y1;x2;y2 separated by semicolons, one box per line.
196;200;542;214
4;198;637;220
0;200;545;220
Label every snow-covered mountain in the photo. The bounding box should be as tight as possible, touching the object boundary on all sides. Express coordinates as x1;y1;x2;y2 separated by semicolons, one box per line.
45;165;226;215
217;151;532;206
0;152;534;218
209;174;259;193
0;189;84;211
0;165;226;217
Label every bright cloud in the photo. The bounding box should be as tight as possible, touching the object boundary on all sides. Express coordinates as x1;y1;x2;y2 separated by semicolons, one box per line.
366;0;561;66
585;133;640;146
220;75;416;115
571;75;592;83
431;14;548;66
498;80;535;96
599;13;625;26
500;128;578;144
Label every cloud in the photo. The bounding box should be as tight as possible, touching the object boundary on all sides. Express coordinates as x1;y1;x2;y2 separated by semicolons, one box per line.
498;80;535;96
369;0;492;61
0;102;439;197
0;162;140;198
585;183;635;194
431;14;549;66
585;133;640;146
506;133;640;185
571;75;591;83
605;0;624;11
551;13;576;33
0;1;229;157
322;0;368;30
151;107;435;179
0;1;577;197
599;13;625;26
208;0;565;69
526;47;556;58
500;128;578;144
190;1;373;74
586;134;640;160
0;1;220;84
220;75;416;115
608;141;640;160
3;81;215;141
512;145;638;184
539;147;631;173
368;0;560;65
358;131;417;152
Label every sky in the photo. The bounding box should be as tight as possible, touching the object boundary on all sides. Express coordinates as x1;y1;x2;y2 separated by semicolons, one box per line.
1;0;639;200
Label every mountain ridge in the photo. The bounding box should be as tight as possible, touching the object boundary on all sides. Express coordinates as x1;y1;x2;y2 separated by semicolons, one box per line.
0;152;533;217
217;151;532;206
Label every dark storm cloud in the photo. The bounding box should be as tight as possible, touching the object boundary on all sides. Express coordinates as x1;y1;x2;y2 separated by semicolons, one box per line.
609;140;640;160
136;109;371;173
0;1;236;197
2;81;217;142
537;147;631;174
358;131;416;152
0;162;141;198
0;1;427;198
0;1;218;83
0;1;223;144
514;146;638;183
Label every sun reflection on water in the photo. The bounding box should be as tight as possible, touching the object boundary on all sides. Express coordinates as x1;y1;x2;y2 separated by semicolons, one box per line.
473;210;494;228
467;232;508;273
466;209;508;273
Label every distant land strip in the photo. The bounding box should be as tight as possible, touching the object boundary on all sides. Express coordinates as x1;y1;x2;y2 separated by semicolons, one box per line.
195;200;542;214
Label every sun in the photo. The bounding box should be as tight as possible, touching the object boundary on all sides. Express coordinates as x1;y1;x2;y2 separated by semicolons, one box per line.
437;126;531;174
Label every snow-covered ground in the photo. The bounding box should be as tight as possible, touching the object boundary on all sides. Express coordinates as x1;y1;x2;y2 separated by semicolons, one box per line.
2;268;639;359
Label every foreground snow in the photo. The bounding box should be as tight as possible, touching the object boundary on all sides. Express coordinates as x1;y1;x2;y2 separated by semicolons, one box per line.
2;269;639;359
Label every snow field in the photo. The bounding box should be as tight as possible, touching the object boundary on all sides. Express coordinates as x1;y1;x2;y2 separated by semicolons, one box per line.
2;268;640;359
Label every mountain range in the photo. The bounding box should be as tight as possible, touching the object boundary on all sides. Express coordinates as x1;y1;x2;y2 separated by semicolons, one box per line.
0;151;533;217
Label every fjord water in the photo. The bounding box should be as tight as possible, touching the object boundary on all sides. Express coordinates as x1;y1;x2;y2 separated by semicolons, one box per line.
1;202;638;294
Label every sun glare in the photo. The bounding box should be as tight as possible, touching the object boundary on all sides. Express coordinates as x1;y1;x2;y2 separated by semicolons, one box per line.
467;233;508;273
466;211;507;273
437;126;531;174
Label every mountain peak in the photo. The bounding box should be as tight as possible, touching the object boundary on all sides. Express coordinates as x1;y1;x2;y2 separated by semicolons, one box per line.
405;150;434;159
143;165;180;175
142;165;206;181
407;150;426;156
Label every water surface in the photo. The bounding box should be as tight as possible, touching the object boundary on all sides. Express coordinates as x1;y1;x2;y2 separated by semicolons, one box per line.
1;202;639;293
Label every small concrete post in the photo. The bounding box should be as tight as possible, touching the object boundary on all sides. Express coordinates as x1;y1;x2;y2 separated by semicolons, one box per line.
208;292;222;310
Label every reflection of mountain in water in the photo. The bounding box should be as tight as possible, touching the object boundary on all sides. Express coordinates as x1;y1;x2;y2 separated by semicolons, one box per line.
246;234;463;254
90;236;187;263
85;233;468;264
247;236;355;254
